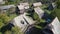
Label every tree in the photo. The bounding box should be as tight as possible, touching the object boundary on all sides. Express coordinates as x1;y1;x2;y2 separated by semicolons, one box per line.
11;26;23;34
0;14;10;24
4;30;12;34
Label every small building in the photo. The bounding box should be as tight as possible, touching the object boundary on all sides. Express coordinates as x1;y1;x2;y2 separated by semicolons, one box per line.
17;5;25;14
12;15;28;32
17;2;29;14
34;7;44;18
20;3;29;9
43;17;60;34
33;2;42;7
50;17;60;34
11;13;35;32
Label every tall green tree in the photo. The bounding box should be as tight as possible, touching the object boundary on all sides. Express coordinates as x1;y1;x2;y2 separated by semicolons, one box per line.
0;14;10;24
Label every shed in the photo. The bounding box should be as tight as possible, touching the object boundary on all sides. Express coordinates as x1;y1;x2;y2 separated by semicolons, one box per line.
33;2;42;7
34;7;44;18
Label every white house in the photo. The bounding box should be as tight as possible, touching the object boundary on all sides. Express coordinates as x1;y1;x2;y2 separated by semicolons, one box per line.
44;17;60;34
0;5;15;10
34;7;44;18
51;17;60;34
12;15;28;32
20;3;29;9
18;2;29;9
12;13;35;32
17;2;29;14
33;2;42;7
18;5;25;14
23;13;36;25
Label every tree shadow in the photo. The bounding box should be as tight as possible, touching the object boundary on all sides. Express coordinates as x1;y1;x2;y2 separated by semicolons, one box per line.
26;26;44;34
37;22;48;28
0;23;14;33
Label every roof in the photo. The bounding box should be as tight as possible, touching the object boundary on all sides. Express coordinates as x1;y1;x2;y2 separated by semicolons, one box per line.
23;13;36;25
18;5;24;10
51;17;60;34
18;2;29;10
12;13;35;32
13;15;28;32
34;7;44;18
0;5;15;10
33;2;42;7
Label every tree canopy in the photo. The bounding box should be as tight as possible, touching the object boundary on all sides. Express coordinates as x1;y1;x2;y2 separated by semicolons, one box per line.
0;14;10;24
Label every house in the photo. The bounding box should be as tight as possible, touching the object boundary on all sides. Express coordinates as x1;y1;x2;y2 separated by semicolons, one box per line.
23;13;36;25
33;2;42;7
0;5;15;13
11;13;35;32
43;17;60;34
0;0;5;4
34;7;44;18
20;3;29;9
17;2;29;14
19;2;29;9
12;15;28;32
50;17;60;34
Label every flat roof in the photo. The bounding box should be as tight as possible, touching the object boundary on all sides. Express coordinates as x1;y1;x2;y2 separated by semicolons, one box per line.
34;7;44;18
51;17;60;34
33;2;42;7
